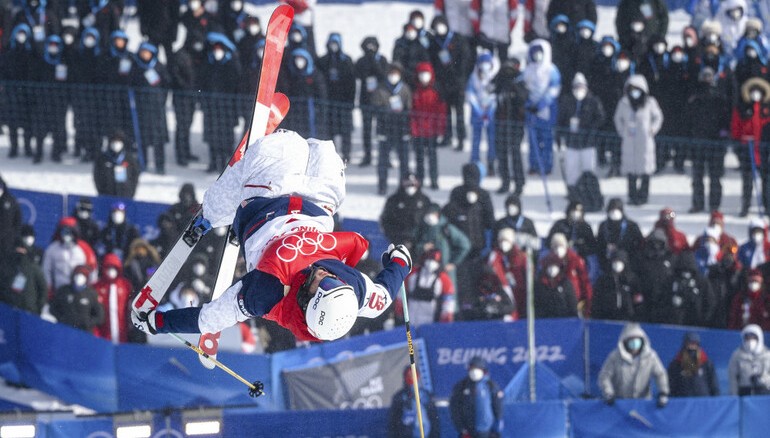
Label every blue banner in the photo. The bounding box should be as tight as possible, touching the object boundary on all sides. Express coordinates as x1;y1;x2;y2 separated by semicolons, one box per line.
341;217;389;261
223;407;389;438
740;395;770;437
40;418;113;438
0;304;22;383
418;319;586;398
67;194;169;242
10;189;64;245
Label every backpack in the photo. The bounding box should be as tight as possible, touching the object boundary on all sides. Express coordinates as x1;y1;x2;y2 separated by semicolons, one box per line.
572;171;604;212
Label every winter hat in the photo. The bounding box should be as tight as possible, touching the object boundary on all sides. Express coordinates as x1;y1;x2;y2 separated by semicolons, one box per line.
572;72;588;89
425;202;441;215
550;233;568;250
388;61;405;75
659;207;676;223
710;210;725;226
566;200;584;215
401;173;420;189
749;217;766;233
505;194;522;209
683;331;701;345
741;77;770;103
360;36;379;53
607;197;624;213
462;162;481;188
701;20;723;38
477;51;494;66
747;17;763;34
20;224;35;238
76;197;93;213
468;356;488;371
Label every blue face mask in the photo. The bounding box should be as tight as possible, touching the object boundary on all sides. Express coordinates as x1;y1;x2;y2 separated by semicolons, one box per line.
627;337;643;352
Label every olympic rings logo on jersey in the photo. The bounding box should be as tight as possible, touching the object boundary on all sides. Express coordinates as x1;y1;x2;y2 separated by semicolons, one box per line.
276;232;338;262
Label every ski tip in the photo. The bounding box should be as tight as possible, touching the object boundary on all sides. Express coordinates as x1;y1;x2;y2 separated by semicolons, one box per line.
274;3;295;18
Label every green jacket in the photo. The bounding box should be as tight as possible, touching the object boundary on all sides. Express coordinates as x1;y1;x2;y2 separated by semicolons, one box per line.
414;215;471;266
0;252;48;315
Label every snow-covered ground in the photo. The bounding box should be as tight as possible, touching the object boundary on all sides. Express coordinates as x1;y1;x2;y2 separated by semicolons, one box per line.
0;5;756;244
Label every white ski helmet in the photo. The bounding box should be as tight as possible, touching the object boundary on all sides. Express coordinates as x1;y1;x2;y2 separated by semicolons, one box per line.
304;274;358;341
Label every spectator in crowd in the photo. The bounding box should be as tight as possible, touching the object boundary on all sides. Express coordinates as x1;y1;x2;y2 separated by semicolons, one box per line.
93;130;141;199
547;201;598;276
93;253;133;344
220;0;247;45
72;27;104;163
524;0;552;42
547;0;597;29
728;323;770;395
201;32;242;172
42;218;93;292
686;67;731;213
616;0;668;53
486;227;527;317
444;163;496;259
598;322;669;406
738;218;770;269
493;58;527;195
401;249;456;326
32;35;68;164
407;10;431;53
5;24;37;159
410;61;447;189
614;74;663;206
693;224;740;328
0;176;22;257
169;43;202;167
317;32;356;163
181;0;222;53
652;207;689;255
380;174;431;251
413;202;471;289
592;250;639;321
49;265;104;332
573;20;598;82
19;224;43;266
450;357;505;438
535;251;578;318
373;62;412;195
285;23;312;58
523;39;561;175
557;72;605;199
392;23;429;89
543;232;592;316
636;229;676;322
123;238;161;293
131;41;170;174
355;36;389;167
734;38;768;92
682;25;700;62
0;238;47;315
668;332;720;397
151;212;178;259
281;0;317;56
72;198;100;248
168;183;199;234
465;265;517;321
470;0;517;61
137;0;179;58
591;36;627;176
429;14;472;150
728;269;770;329
434;0;474;40
734;77;770;217
596;198;644;275
653;251;715;327
662;44;693;174
549;15;574;92
495;194;538;241
466;51;498;169
389;367;440;438
166;253;214;307
96;202;140;260
12;0;61;45
99;30;135;143
734;18;768;62
716;0;748;59
236;16;264;66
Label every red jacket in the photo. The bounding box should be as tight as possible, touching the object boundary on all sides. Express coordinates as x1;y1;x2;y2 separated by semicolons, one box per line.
731;103;770;165
540;250;592;315
487;247;527;319
728;290;770;330
654;221;690;255
410;62;448;138
93;253;133;343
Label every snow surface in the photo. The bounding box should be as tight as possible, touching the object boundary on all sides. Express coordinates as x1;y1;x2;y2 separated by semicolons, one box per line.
0;5;758;248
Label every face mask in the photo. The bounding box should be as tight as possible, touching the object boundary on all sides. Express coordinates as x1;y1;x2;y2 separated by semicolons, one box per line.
16;33;28;45
570;210;583;222
73;274;88;288
685;36;695;48
295;57;307;70
499;240;513;253
405;30;417;41
411;18;424;29
63;34;75;45
754;232;765;244
230;0;242;10
291;32;303;44
747;48;758;59
112;210;126;225
629;89;643;100
531;50;544;63
23;236;35;247
653;43;666;55
555;23;567;34
61;232;74;244
671;51;684;63
573;87;587;101
248;24;260;36
77;209;90;220
752;90;763;102
554;246;567;259
608;209;623;221
731;8;743;20
627;337;643;352
547;265;560;278
424;214;439;226
435;23;448;36
745;338;759;352
404;186;418;196
612;260;625;273
749;281;762;292
48;45;60;55
328;42;339;53
468;368;484;382
602;45;614;58
466;191;478;204
193;41;204;52
192;263;206;277
388;73;401;85
213;49;225;61
110;140;124;153
189;0;201;10
507;205;520;216
616;59;630;72
418;71;432;85
631;21;644;33
424;259;440;272
579;28;592;40
84;37;96;48
106;267;118;280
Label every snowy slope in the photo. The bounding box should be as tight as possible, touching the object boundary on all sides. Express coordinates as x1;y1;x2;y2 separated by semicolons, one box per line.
0;5;757;244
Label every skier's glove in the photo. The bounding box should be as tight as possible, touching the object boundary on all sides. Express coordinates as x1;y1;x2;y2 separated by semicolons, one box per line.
383;244;412;271
131;310;158;335
184;215;212;245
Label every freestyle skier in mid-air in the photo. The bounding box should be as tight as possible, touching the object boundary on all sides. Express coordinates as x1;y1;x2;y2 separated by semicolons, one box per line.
132;130;412;341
